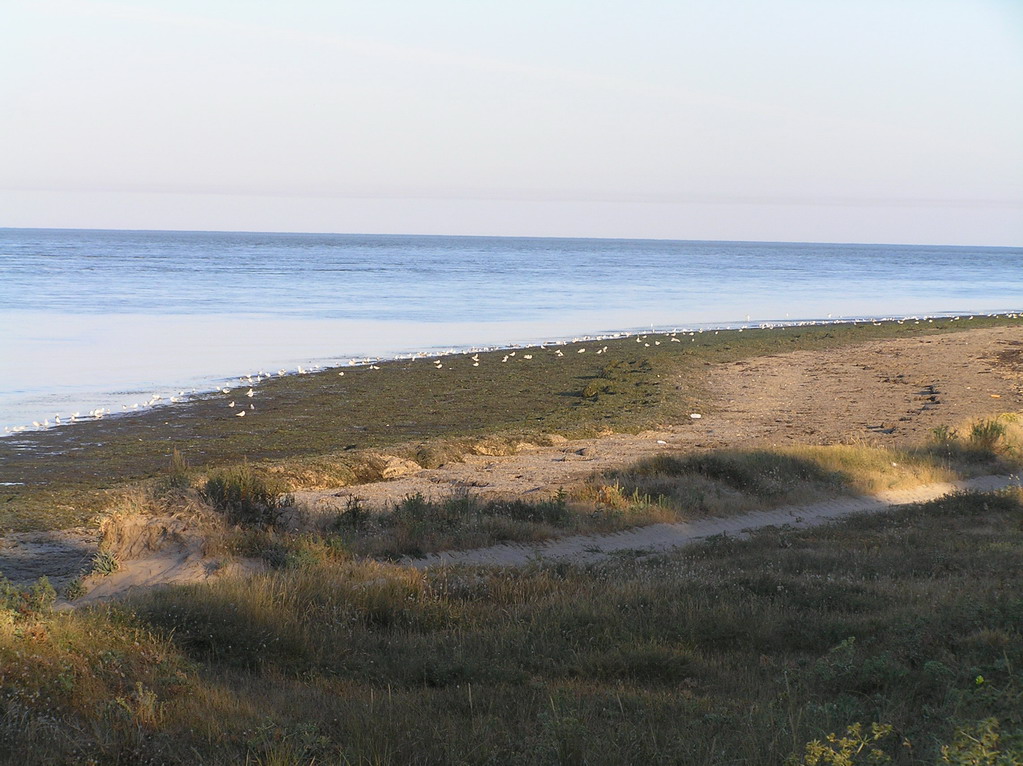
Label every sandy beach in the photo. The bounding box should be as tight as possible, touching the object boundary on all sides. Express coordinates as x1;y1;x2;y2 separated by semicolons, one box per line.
295;324;1022;512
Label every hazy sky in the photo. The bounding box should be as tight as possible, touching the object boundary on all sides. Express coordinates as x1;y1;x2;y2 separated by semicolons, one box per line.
2;0;1021;244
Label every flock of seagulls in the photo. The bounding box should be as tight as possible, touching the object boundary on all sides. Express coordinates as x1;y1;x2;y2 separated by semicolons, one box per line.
3;312;1018;437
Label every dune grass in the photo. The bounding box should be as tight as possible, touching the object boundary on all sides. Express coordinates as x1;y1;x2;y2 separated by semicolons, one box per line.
51;412;1020;569
588;414;1023;523
2;488;1021;763
2;314;1020;532
194;412;1019;564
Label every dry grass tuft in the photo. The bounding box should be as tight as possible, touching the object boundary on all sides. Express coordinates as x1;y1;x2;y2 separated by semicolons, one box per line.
583;416;1021;525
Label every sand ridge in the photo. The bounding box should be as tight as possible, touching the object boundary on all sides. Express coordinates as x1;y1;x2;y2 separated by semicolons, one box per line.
410;473;1023;568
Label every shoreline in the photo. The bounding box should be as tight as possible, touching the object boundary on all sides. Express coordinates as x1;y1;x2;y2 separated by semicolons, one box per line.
3;308;1019;438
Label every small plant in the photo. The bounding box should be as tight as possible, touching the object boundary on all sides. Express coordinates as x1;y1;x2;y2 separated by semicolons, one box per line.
793;722;895;765
332;495;371;532
439;491;480;527
488;489;571;525
260;538;323;570
114;682;165;729
582;480;632;510
394;492;432;523
91;549;120;576
932;425;958;445
0;575;56;615
201;461;291;528
939;718;1020;765
63;577;86;600
968;419;1006;452
162;447;191;490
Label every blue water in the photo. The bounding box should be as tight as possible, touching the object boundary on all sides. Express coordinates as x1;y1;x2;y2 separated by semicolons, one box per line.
2;228;1021;432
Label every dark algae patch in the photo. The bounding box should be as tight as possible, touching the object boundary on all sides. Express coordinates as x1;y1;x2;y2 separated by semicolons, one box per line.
0;315;1018;531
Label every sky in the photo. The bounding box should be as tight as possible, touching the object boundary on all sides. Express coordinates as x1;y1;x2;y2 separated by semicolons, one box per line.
1;0;1021;245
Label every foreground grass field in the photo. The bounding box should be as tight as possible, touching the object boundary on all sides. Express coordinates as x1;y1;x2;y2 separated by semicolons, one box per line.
2;488;1021;764
2;314;1019;531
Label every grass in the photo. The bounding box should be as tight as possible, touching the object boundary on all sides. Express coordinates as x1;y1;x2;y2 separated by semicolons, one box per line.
321;490;577;559
1;488;1021;763
211;412;1020;564
585;415;1023;522
52;413;1023;569
217;489;584;565
200;462;293;528
1;314;1020;532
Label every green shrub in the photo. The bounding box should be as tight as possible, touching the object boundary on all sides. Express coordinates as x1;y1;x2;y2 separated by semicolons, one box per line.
91;549;120;576
939;718;1023;765
486;489;570;525
392;492;434;524
0;575;56;616
793;722;896;765
968;420;1006;452
331;495;371;532
200;462;291;528
63;577;86;600
622;450;843;499
162;447;191;491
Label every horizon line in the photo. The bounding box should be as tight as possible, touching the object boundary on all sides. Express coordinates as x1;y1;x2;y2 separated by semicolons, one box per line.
1;225;1019;251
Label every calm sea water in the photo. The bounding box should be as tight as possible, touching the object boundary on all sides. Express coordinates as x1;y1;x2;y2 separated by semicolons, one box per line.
2;228;1021;432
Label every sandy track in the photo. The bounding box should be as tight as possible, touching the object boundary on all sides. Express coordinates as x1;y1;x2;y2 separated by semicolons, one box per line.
409;474;1022;568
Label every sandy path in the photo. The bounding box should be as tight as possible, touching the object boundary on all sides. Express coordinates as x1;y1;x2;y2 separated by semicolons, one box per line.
409;474;1022;568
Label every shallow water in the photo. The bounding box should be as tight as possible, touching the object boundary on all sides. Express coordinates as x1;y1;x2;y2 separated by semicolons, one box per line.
2;228;1021;431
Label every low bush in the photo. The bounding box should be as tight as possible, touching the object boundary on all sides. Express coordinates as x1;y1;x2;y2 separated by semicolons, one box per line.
200;462;291;528
160;447;191;492
326;490;574;558
0;576;56;617
969;418;1008;452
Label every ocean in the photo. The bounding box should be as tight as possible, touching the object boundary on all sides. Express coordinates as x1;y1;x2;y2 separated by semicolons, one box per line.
1;228;1020;432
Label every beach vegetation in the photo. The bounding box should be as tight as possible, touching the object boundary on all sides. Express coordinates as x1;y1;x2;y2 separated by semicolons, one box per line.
969;417;1009;452
0;575;56;617
90;548;120;576
927;414;1022;465
584;423;1022;523
62;577;86;601
1;489;1020;763
324;489;573;559
159;447;192;492
200;462;292;528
